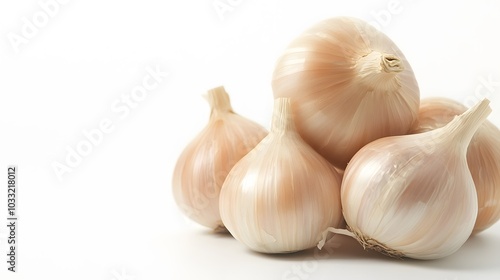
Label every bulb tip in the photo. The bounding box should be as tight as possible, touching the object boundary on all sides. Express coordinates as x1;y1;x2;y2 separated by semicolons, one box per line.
205;85;233;113
381;54;404;73
208;86;228;96
474;98;491;109
441;98;492;149
466;98;492;120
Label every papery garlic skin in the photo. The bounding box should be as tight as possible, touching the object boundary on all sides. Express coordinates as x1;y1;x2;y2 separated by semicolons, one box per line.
219;98;343;253
172;86;267;231
341;99;491;259
411;97;500;233
272;16;419;169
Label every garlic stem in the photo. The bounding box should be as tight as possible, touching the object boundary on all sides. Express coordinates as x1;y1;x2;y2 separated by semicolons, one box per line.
271;98;296;133
356;51;403;91
441;98;491;153
206;86;234;116
381;54;403;73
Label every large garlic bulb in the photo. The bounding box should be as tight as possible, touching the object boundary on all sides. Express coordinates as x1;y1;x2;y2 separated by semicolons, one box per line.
172;86;267;231
411;97;500;233
219;98;343;253
341;99;491;260
272;16;420;169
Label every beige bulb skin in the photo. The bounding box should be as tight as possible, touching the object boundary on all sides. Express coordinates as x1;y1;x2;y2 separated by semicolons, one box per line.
411;97;500;233
341;99;491;259
172;86;267;231
219;98;343;253
272;16;419;169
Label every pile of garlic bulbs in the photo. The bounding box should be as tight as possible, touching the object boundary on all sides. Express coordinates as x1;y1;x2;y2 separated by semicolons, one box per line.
172;17;500;260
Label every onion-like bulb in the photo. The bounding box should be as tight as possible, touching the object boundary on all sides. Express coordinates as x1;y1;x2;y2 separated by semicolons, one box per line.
272;16;420;169
172;86;267;231
219;98;343;253
338;99;491;259
411;97;500;233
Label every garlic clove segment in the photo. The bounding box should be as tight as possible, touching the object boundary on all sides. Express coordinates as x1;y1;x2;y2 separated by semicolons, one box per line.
411;97;500;233
272;16;420;169
341;99;491;259
219;98;343;253
172;86;267;231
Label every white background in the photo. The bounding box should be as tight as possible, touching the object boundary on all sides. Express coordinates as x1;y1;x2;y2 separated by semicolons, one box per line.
1;0;500;279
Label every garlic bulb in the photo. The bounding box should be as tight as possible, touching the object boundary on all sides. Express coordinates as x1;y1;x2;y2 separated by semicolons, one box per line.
172;86;267;231
272;16;420;169
411;97;500;233
340;99;491;260
219;98;343;253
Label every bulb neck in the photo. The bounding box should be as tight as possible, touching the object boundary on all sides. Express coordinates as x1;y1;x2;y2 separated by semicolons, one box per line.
206;86;234;117
355;51;403;92
271;98;296;134
440;98;491;154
